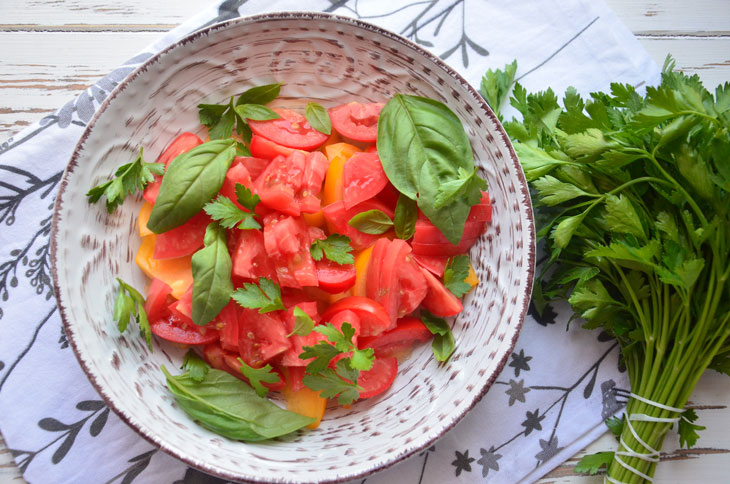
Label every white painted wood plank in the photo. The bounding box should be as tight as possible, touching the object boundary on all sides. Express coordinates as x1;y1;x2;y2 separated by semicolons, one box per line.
0;434;24;482
638;37;730;87
604;0;730;35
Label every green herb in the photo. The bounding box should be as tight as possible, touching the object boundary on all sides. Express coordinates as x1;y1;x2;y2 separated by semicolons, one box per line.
605;416;623;437
236;359;281;398
203;191;260;230
288;306;315;337
443;255;472;297
485;57;730;482
198;83;281;142
421;311;455;362
191;222;233;326
86;148;163;214
574;451;614;475
377;93;487;244
147;139;236;233
305;102;332;135
232;277;285;314
393;193;417;240
182;349;209;382
480;60;517;122
236;83;282;105
234;104;280;122
678;409;706;448
300;322;375;405
161;366;313;441
113;278;153;351
309;234;354;265
347;209;394;234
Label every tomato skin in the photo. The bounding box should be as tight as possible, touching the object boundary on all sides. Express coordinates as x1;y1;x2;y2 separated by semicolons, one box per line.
249;134;297;160
316;259;356;294
419;266;463;317
249;108;329;150
412;254;449;277
152;211;211;260
357;356;398;399
321;296;390;337
397;253;428;318
143;278;173;323
359;317;431;358
329;102;383;143
143;132;203;204
342;152;388;210
150;309;220;345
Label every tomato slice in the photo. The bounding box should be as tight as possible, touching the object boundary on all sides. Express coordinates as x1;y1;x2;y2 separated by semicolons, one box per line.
357;356;398;399
419;266;463;317
150;306;220;345
342;152;388;209
249;108;329;150
359;317;432;358
412;254;449;277
237;308;291;367
326;309;361;342
322;142;361;206
229;227;277;283
316;259;356;294
329;102;383;143
280;302;322;367
411;218;484;257
249;134;297;160
135;235;192;299
217;300;241;353
263;214;318;288
143;132;203;204
321;296;390;337
255;151;329;216
322;199;395;250
143;278;173;323
397;252;428;318
152;210;211;260
219;162;254;210
233;156;270;180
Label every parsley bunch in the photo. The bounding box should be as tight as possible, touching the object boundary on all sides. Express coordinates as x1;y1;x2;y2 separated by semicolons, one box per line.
484;57;730;482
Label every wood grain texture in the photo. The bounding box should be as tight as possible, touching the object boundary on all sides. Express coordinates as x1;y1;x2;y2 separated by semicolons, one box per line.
604;0;730;34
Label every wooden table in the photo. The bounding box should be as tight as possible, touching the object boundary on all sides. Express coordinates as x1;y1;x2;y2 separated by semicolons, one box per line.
1;1;728;482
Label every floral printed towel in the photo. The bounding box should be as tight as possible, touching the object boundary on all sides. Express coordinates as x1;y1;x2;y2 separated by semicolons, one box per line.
0;1;660;482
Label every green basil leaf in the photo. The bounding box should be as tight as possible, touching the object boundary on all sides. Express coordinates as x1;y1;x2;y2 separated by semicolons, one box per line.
147;139;236;233
191;223;233;326
377;93;474;200
417;162;472;244
236;83;282;106
421;310;455;362
348;209;394;235
235;104;280;122
305;102;332;135
394;193;417;240
161;367;314;441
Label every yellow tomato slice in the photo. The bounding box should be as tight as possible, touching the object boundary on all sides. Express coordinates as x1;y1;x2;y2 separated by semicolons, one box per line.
322;142;361;207
302;210;326;228
465;262;480;291
137;201;154;237
135;234;193;299
352;245;374;297
282;385;327;429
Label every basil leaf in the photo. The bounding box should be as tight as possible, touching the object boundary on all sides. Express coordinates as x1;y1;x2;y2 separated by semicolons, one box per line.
147;139;236;233
377;94;474;200
394;193;417;240
191;223;233;326
234;104;280;122
162;367;314;441
236;83;282;106
417;162;472;245
348;209;394;235
305;102;332;135
421;310;455;362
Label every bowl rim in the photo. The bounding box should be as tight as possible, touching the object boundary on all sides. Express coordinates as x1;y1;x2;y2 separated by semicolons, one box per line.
50;10;535;484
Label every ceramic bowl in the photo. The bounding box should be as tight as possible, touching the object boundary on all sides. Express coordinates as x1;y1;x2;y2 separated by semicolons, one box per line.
51;12;534;484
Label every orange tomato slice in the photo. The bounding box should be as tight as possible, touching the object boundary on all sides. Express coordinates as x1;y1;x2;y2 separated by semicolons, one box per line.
137;201;154;237
322;142;361;208
282;384;327;429
135;234;193;299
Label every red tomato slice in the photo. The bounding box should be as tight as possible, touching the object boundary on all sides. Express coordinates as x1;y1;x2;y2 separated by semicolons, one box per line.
342;152;388;210
366;239;407;327
255;151;329;216
280;302;322;367
468;192;492;223
143;278;173;323
152;210;211;260
357;356;398;399
217;300;241;353
219;163;254;210
263;214;318;288
375;181;400;212
229;228;277;283
143;132;203;204
359;317;432;358
326;309;361;342
286;365;307;392
203;343;231;372
233;156;270;180
249;134;297;160
412;254;449;277
316;259;356;294
249;108;329;150
175;284;193;318
397;252;428;317
237;308;291;367
322;199;395;250
329;102;383;143
321;296;390;337
419;266;463;317
411;218;484;257
150;307;220;345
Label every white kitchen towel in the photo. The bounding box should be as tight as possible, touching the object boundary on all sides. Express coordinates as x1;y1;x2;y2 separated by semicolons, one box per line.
0;1;660;483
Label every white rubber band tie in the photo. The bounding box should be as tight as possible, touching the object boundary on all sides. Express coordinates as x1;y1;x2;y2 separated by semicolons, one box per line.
614;455;655;483
624;417;660;458
629;393;684;413
605;475;628;484
629;413;680;423
616;436;660;462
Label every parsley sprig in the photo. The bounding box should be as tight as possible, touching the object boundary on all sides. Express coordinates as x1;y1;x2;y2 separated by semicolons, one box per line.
443;255;472;297
310;234;355;265
113;278;153;351
232;277;285;314
86;148;163;213
204;184;261;230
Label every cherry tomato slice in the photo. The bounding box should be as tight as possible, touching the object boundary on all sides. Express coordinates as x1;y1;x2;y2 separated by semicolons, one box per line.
143;132;203;204
249;108;329;150
359;317;432;358
321;296;390;337
342;152;388;210
316;259;356;294
249;134;297;159
419;265;463;317
329;102;383;143
357;356;398;399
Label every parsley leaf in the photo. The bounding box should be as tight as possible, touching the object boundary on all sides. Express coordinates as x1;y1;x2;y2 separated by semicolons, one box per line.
203;195;260;230
421;311;455;362
605;415;624;437
86;148;163;214
574;451;614;475
678;409;705;448
236;358;281;398
182;349;209;382
232;277;285;313
113;278;153;351
302;366;360;406
480;60;517;121
434;167;487;209
198;83;282;141
288;306;315;337
235;183;260;212
310;234;354;265
443;255;472;297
